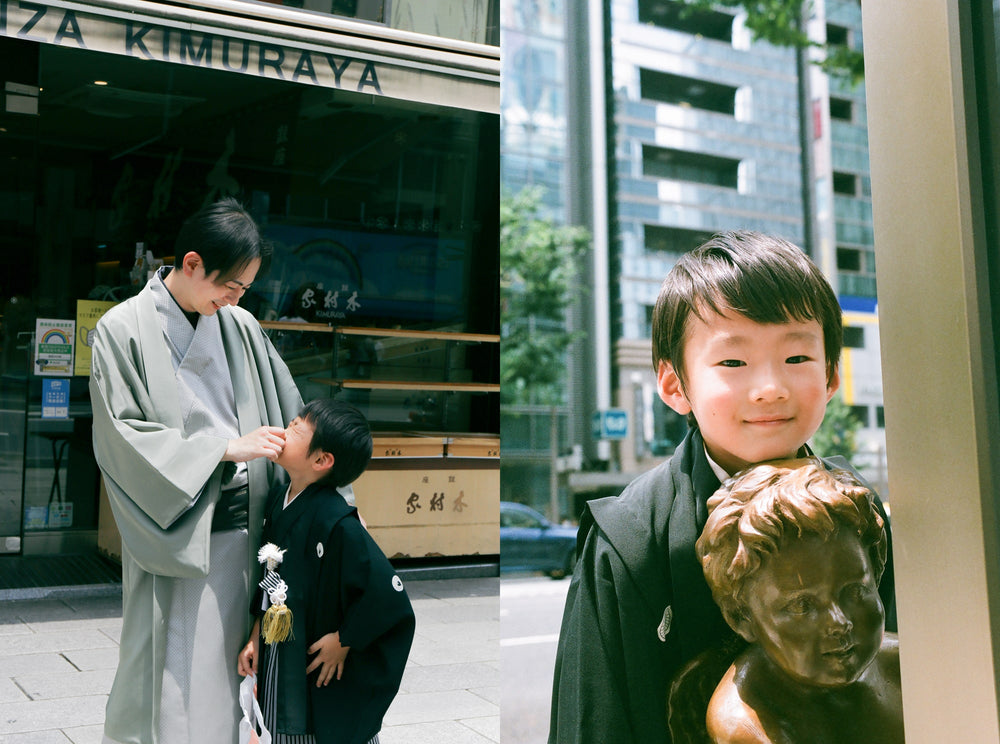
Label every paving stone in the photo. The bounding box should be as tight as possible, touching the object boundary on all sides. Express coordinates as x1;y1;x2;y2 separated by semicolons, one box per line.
461;715;500;742
0;624;31;639
468;685;500;706
0;730;73;743
0;602;68;625
0;632;114;658
0;696;105;735
383;690;497;727
59;649;119;673
407;639;497;667
61;725;103;744
380;720;496;744
412;604;499;625
0;678;28;704
13;670;115;701
414;620;496;644
0;576;499;742
398;662;498;694
0;656;76;679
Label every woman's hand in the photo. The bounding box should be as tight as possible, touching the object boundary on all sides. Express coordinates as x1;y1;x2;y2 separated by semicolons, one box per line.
223;426;286;463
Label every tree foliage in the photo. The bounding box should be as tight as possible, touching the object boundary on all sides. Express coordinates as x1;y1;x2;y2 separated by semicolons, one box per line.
500;187;591;406
680;0;864;83
810;392;862;462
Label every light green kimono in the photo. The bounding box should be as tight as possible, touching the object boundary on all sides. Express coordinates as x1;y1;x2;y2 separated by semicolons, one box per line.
89;281;302;744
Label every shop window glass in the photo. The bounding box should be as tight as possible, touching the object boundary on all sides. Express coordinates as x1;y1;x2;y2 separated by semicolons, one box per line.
0;38;497;547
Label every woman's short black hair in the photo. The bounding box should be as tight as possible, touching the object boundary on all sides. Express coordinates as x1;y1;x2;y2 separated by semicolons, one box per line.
301;399;373;488
174;197;272;280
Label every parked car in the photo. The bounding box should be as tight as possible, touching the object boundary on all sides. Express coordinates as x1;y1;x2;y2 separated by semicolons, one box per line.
500;501;579;579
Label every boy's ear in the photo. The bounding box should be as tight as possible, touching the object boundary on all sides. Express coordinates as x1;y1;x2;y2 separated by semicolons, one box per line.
657;360;692;415
723;605;757;643
826;363;841;401
312;451;335;474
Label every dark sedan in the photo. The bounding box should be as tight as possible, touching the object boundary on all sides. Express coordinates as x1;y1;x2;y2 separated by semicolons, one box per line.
500;501;579;579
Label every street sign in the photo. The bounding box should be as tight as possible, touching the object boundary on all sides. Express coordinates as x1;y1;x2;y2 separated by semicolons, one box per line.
592;409;628;440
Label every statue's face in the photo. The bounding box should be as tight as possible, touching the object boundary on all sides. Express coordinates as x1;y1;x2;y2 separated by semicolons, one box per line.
738;530;884;687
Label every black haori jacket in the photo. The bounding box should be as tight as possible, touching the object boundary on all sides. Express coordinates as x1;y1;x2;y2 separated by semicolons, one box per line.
254;481;415;744
548;426;896;744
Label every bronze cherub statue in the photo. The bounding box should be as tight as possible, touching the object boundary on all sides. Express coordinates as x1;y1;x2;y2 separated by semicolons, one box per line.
676;459;903;744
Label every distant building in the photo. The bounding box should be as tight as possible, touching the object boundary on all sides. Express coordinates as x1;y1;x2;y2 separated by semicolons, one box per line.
502;0;885;519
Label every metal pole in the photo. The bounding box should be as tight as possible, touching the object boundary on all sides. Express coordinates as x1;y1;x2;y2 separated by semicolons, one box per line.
550;405;560;522
796;6;818;259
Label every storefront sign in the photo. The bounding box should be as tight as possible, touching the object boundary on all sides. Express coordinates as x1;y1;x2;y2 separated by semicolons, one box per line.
592;409;629;441
33;318;75;377
42;378;69;418
0;1;498;113
75;300;117;377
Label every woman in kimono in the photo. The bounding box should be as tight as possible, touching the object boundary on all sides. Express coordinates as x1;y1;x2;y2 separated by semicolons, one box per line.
90;197;303;744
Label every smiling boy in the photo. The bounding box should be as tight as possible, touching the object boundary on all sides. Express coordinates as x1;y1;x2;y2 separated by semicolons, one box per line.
548;230;896;744
696;460;902;744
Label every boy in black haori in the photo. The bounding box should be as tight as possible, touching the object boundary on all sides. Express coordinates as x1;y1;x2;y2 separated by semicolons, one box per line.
238;400;414;744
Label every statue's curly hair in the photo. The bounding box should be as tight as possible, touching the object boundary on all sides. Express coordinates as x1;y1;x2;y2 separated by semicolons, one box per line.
696;459;886;622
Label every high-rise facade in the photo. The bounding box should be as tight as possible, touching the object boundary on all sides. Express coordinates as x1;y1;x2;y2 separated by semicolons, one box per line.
499;0;575;512
501;0;886;519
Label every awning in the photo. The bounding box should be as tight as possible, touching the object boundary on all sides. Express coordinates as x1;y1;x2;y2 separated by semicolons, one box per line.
0;0;499;113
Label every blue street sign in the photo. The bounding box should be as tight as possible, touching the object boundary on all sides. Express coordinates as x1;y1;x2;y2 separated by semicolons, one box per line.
592;409;628;440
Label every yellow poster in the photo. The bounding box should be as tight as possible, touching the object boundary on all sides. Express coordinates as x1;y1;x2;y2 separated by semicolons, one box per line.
75;300;117;376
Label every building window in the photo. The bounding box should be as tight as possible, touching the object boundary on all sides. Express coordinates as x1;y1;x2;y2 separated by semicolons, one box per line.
833;170;859;196
642;145;740;188
637;0;734;43
830;96;853;123
827;23;850;47
843;325;865;349
643;224;715;255
876;406;885;428
850;405;869;427
837;247;863;272
839;273;878;298
638;69;737;115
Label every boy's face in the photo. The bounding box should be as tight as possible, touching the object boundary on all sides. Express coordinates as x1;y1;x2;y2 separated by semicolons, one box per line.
735;531;884;688
276;415;316;470
657;309;839;474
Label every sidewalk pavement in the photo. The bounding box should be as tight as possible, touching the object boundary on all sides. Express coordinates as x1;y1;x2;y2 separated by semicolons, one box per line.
0;576;499;744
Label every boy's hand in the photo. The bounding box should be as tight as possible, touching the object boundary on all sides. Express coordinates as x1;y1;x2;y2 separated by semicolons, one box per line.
237;619;260;676
306;631;350;687
223;426;286;463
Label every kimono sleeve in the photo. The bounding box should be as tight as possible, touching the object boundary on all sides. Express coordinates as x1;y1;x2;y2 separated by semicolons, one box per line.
321;519;414;652
89;311;229;530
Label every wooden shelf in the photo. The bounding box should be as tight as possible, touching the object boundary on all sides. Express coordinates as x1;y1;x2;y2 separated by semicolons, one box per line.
335;326;500;344
260;322;499;345
259;320;334;332
310;378;500;393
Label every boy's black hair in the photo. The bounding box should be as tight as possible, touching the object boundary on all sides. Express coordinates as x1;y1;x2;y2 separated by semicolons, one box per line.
651;230;842;387
174;197;273;281
301;398;373;488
